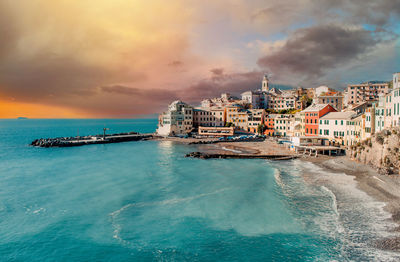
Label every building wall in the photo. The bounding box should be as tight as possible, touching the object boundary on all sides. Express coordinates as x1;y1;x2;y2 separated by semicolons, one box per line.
157;101;193;136
392;73;400;127
317;96;343;111
346;82;389;105
193;108;224;127
319;118;348;145
345;116;363;146
264;116;275;136
304;105;336;136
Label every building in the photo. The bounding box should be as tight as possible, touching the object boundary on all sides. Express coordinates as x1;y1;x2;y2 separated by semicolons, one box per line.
198;126;234;137
315;86;333;96
247;109;265;133
364;106;375;137
303;104;337;136
291;136;328;147
269;91;298;110
157;101;193;136
316;92;344;111
384;91;393;129
193;107;225;128
375;95;386;133
345;114;363;146
241;90;269;109
318;111;356;145
346;81;390;105
264;114;275;136
262;74;270;92
225;106;249;131
273;114;294;137
392;73;400;126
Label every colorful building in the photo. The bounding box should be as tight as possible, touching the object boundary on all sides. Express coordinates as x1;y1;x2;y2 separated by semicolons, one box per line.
303;104;337;136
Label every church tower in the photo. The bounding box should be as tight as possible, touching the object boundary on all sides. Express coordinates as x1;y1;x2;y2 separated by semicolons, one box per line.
262;74;269;92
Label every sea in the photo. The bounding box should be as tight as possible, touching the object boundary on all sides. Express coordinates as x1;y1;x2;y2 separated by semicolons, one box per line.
0;119;399;261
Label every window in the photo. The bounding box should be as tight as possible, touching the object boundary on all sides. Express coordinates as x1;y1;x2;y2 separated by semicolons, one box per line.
335;120;338;125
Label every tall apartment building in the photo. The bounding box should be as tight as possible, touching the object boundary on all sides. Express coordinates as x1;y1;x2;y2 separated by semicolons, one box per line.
346;81;389;105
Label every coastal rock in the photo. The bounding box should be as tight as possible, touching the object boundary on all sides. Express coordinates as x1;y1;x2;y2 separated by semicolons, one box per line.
349;127;400;175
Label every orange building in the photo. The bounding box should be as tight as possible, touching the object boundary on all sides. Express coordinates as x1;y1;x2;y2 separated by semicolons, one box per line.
264;114;275;136
303;104;337;136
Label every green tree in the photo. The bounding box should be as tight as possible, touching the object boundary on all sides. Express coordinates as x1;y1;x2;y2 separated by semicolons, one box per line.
257;124;266;135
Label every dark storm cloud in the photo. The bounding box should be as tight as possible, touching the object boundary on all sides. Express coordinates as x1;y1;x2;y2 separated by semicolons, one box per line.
315;0;400;27
257;24;379;82
181;70;264;103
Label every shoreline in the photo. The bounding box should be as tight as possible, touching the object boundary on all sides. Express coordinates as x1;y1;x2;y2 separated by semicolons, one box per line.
180;138;400;252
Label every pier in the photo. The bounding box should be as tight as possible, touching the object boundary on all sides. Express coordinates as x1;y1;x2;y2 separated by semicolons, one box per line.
31;132;153;148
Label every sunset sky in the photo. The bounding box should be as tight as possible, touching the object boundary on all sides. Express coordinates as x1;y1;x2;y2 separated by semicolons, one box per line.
1;0;399;118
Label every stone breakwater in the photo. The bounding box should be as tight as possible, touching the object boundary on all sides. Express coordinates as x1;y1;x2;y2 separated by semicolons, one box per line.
188;137;265;145
31;132;153;148
185;151;297;160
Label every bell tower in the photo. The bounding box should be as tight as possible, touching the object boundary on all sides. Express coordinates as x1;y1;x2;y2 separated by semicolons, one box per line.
262;74;269;92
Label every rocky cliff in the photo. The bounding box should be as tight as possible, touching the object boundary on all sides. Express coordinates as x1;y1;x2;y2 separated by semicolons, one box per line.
349;128;400;175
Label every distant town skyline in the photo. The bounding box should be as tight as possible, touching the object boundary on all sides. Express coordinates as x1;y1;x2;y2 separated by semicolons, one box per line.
0;0;399;118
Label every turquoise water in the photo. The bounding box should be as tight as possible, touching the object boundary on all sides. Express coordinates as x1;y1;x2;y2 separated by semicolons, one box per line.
0;119;398;261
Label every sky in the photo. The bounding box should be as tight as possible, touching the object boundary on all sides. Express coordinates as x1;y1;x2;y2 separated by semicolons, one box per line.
0;0;399;118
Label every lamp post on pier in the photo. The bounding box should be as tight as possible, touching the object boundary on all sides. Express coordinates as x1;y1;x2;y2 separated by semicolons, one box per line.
103;127;109;140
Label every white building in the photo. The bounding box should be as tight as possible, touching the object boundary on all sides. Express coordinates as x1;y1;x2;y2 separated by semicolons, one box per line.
272;114;294;137
318;111;356;145
392;72;400;126
315;86;330;96
156;101;193;136
241;90;269;109
375;94;386;132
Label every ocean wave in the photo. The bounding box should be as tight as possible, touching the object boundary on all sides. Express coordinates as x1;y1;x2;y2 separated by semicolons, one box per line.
292;160;400;260
109;187;232;247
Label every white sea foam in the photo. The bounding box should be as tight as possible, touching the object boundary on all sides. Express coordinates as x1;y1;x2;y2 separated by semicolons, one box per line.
109;187;232;247
221;146;243;153
287;160;400;261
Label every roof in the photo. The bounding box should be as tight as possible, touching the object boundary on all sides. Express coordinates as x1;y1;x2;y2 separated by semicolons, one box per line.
320;111;356;120
302;103;331;112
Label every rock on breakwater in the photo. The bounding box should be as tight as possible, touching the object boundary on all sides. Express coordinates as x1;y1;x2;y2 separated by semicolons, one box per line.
31;132;153;148
185;151;297;160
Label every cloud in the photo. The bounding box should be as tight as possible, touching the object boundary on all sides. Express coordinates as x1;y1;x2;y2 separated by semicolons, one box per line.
168;60;184;67
257;24;381;85
181;70;264;103
100;85;178;101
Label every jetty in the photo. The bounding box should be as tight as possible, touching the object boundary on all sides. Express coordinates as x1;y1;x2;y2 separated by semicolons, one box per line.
31;132;153;148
